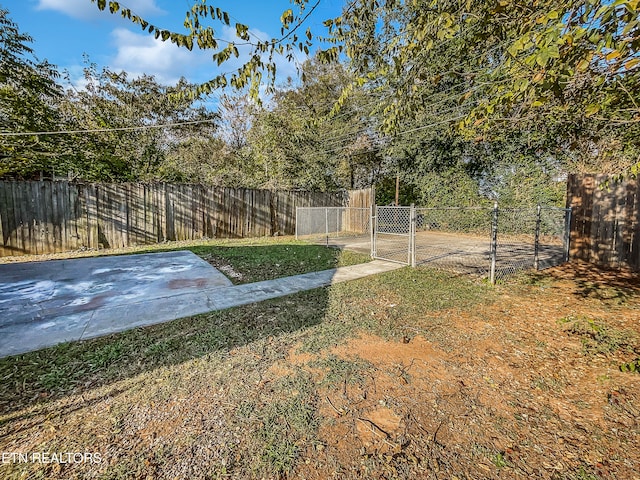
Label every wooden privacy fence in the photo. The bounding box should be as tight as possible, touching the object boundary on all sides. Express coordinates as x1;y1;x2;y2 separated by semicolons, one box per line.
567;174;640;270
0;181;372;257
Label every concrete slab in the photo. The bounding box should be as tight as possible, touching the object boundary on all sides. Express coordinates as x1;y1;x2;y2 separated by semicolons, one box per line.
0;251;232;357
0;254;402;358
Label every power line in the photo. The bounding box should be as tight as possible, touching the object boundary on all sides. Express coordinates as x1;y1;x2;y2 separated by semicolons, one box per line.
0;119;216;137
311;114;469;157
307;75;509;150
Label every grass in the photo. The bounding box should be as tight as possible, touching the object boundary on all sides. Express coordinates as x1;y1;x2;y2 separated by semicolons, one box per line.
312;355;374;387
559;314;639;356
0;239;369;408
251;370;319;475
0;266;488;412
0;259;494;479
136;241;369;284
2;249;640;479
0;288;328;409
0;236;369;283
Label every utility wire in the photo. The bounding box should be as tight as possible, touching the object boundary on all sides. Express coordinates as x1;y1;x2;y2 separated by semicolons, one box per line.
311;114;469;157
0;119;215;137
307;74;510;149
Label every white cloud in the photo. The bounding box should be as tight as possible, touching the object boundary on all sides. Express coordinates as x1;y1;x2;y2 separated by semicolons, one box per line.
109;28;208;84
105;24;305;89
36;0;164;20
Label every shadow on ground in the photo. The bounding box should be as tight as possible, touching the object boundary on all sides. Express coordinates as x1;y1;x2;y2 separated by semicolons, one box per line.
0;244;359;417
532;259;640;304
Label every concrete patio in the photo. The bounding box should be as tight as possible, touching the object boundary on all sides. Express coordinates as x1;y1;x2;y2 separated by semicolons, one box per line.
0;251;402;358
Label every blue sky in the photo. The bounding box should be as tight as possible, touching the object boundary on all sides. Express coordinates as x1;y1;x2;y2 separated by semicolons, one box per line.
6;0;343;88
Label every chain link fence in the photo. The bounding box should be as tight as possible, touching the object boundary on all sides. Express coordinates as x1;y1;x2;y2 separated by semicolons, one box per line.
295;207;371;251
379;205;570;283
493;206;570;282
372;206;413;264
296;204;570;283
415;207;494;276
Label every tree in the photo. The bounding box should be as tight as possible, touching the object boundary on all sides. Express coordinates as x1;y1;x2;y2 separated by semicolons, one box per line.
92;0;639;123
161;94;258;186
58;64;218;181
246;58;386;190
89;0;640;188
90;0;318;97
0;7;64;178
1;7;220;182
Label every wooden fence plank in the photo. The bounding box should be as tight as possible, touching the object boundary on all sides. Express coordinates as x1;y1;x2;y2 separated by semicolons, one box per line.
0;181;369;257
567;174;640;271
87;184;98;249
14;182;26;254
633;181;640;271
0;182;5;256
612;180;627;269
25;182;36;254
48;181;59;253
65;182;76;251
6;182;18;255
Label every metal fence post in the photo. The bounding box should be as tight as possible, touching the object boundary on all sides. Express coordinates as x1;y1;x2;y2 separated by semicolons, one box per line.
295;206;299;240
370;204;376;259
563;207;572;262
410;203;416;267
490;202;499;284
534;204;541;270
325;207;329;247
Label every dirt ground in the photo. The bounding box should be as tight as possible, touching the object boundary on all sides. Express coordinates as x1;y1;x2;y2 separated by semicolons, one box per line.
1;259;639;479
289;261;640;479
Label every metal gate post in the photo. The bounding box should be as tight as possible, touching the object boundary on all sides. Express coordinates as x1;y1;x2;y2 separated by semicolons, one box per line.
534;204;541;270
370;204;376;259
410;203;416;267
490;202;499;284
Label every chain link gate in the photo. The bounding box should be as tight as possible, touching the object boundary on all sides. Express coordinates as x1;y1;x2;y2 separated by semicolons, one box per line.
372;206;416;265
414;206;494;276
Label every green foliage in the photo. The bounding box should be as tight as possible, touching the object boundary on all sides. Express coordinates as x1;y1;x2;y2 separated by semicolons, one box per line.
0;8;64;178
86;0;640;184
246;58;386;191
560;314;638;356
619;358;640;373
493;451;508;468
336;0;640;174
375;175;419;206
6;0;639;200
58;64;218;181
90;0;315;100
0;7;220;182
